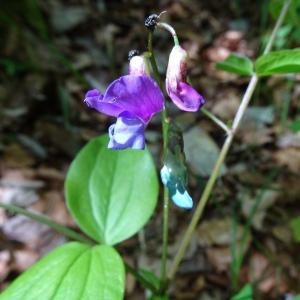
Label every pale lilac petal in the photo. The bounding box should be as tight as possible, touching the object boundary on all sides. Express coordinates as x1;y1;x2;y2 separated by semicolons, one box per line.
160;166;193;209
129;56;147;76
160;165;170;186
108;112;145;150
172;190;193;209
169;82;205;112
104;75;164;123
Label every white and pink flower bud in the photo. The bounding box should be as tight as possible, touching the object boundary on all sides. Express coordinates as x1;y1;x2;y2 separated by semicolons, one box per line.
129;55;147;76
166;45;188;91
166;45;205;112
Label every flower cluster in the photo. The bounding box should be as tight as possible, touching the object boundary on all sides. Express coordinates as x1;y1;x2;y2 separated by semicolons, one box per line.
84;27;205;208
84;53;163;149
84;46;204;149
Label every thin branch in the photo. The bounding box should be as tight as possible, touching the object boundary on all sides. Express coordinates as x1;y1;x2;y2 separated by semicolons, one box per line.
200;107;231;134
157;22;179;45
168;0;292;280
147;31;170;289
0;202;93;245
0;202;158;293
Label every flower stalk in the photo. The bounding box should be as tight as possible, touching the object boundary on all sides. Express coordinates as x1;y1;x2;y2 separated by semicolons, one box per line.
200;107;231;134
147;30;170;288
168;0;292;280
157;22;179;46
0;202;93;245
0;202;160;294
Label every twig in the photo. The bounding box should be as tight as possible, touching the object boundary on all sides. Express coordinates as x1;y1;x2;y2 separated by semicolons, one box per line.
200;107;231;134
147;31;170;289
0;202;93;245
168;0;292;280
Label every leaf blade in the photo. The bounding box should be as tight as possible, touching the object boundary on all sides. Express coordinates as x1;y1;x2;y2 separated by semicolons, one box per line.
65;135;159;245
231;283;253;300
0;242;125;300
216;53;254;76
255;48;300;76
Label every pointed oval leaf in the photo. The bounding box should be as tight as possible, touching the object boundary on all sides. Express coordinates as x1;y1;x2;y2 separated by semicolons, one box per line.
0;242;125;300
65;135;159;245
216;53;254;76
255;48;300;76
289;117;300;132
289;216;300;242
231;283;253;300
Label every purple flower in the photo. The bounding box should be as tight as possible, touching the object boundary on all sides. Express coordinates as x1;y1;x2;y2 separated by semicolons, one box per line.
166;45;205;112
84;55;164;149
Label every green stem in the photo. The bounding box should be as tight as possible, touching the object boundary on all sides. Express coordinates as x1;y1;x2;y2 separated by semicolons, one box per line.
160;185;169;287
200;107;230;134
168;0;291;280
157;22;179;46
0;202;158;293
147;31;170;288
125;264;158;293
0;202;93;245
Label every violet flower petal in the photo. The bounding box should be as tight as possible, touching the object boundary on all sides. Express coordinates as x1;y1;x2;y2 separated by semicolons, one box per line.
84;89;103;108
169;82;205;112
108;112;145;150
84;89;124;117
104;75;164;123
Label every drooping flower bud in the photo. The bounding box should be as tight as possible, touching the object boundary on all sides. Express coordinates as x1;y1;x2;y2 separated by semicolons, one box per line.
129;50;147;76
160;165;193;209
166;45;205;112
160;122;193;209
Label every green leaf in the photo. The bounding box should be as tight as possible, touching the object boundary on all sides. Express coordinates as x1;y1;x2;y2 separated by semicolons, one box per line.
290;216;300;242
294;295;300;300
231;283;253;300
0;242;125;300
216;53;254;76
289;117;300;132
138;269;160;291
149;296;169;300
255;48;300;76
65;135;159;245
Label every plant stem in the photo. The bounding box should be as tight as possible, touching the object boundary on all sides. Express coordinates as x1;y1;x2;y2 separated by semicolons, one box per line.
168;0;291;280
0;203;158;292
147;31;170;287
0;202;93;245
160;186;169;285
263;0;291;55
125;264;158;293
200;107;230;134
157;22;179;46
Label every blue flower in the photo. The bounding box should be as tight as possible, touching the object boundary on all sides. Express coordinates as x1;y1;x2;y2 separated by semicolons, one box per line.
160;165;193;209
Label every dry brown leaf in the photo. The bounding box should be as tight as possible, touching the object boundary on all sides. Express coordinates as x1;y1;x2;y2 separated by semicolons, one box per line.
274;148;300;173
277;132;300;148
42;191;74;227
206;247;231;273
2;214;49;247
2;144;35;168
12;248;39;272
241;190;279;230
197;218;243;247
0;251;10;281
